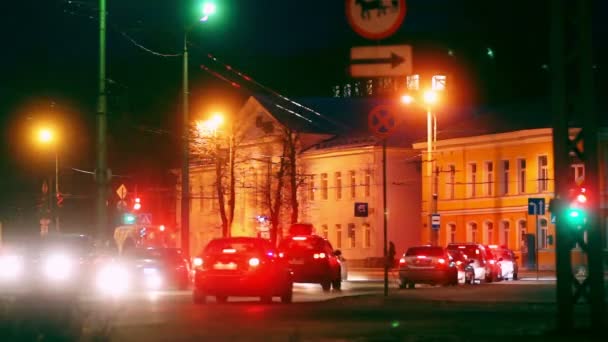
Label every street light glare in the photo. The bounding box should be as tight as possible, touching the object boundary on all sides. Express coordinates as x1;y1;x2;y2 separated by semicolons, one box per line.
400;95;414;105
202;2;217;16
38;128;54;143
423;90;439;105
209;113;224;128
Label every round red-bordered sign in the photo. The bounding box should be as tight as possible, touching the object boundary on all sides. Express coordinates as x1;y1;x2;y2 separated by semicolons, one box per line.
368;105;398;138
346;0;407;40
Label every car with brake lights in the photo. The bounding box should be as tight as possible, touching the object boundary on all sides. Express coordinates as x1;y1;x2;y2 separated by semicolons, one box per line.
277;234;342;291
446;249;475;284
487;245;519;280
124;247;191;290
447;243;495;283
398;245;458;288
192;237;293;304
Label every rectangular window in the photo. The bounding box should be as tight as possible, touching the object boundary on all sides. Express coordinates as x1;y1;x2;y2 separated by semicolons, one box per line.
348;223;356;248
518;159;526;193
501;160;510;195
321;224;328;239
538;156;549;192
364;224;371;248
539;219;548;249
364;170;371;197
199;185;204;212
469;163;477;197
350;171;356;198
335;224;342;249
485;161;494;196
309;175;315;201
449;224;456;244
321;173;328;200
335;172;342;200
446;165;455;200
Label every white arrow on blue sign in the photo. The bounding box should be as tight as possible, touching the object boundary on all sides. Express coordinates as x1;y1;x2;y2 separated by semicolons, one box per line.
528;198;545;215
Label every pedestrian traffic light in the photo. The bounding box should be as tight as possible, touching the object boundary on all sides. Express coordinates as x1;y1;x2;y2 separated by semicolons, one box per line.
566;187;587;227
133;197;141;211
123;213;136;225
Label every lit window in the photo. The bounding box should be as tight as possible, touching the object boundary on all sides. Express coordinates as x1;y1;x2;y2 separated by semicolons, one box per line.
335;224;342;249
469;163;477;197
335;172;342;200
448;224;456;244
539;219;548;249
485;162;494;196
485;222;494;244
348;223;356;248
321;224;328;239
321;173;328;200
309;175;315;201
365;170;371;197
518;159;526;193
518;220;527;250
469;222;478;243
538;156;549;192
501;160;510;195
500;221;510;247
350;171;356;198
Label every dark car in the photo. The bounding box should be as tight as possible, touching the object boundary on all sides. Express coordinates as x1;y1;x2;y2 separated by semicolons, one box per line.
124;247;191;290
192;237;293;304
447;243;495;283
398;245;458;288
446;249;475;284
0;234;95;296
488;245;519;280
277;235;342;291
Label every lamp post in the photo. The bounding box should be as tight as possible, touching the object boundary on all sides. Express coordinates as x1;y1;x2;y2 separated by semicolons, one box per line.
181;1;217;260
402;90;439;245
38;128;60;232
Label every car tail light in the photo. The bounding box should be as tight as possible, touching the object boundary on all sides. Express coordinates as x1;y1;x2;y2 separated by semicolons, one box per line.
249;257;260;267
292;236;307;241
438;258;446;264
416;255;427;259
399;258;406;265
456;261;462;266
193;257;203;268
278;252;284;258
222;248;236;254
313;253;327;259
489;259;496;265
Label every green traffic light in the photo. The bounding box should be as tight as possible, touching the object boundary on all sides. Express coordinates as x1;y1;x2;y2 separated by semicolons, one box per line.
123;214;136;224
566;208;585;226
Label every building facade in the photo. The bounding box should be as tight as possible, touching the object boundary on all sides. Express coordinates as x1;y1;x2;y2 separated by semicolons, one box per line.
414;128;608;270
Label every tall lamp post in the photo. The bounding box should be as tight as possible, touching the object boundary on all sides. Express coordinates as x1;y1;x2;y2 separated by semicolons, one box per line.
181;1;217;259
402;90;440;245
38;128;60;232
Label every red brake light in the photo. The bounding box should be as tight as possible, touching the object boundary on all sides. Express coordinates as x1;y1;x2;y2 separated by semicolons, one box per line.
193;257;203;267
489;245;498;249
249;258;260;267
438;258;446;264
292;236;307;241
458;246;466;249
417;255;427;259
278;252;284;258
489;259;495;265
313;253;327;259
222;248;236;254
456;261;462;266
399;258;406;264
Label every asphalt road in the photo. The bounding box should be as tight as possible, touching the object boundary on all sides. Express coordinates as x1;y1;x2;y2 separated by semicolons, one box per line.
1;280;605;341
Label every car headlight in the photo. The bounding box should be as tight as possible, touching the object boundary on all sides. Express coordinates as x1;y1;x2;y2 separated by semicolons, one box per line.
96;262;130;297
0;255;23;281
44;254;73;281
143;268;162;290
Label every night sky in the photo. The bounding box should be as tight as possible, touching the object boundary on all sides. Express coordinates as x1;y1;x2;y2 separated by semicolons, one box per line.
0;0;605;233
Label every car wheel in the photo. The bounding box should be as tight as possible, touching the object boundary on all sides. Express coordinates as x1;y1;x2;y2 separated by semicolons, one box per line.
407;282;415;289
280;287;293;304
193;289;206;304
399;278;407;289
216;296;228;303
331;279;341;291
465;272;474;285
513;273;518;280
321;282;331;292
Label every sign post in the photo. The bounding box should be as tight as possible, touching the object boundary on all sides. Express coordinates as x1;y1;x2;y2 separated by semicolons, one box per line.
528;198;545;280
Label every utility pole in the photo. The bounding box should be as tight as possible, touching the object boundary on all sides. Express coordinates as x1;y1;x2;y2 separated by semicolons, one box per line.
181;32;190;259
95;0;108;244
550;0;605;332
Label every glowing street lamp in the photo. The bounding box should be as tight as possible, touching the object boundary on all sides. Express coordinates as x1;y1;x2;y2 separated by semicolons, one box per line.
37;127;61;232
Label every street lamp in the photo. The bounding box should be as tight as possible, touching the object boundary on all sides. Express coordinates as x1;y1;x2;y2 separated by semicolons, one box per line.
182;1;218;260
37;127;60;232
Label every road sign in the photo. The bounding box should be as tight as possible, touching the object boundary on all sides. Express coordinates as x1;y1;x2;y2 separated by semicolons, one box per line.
551;213;556;224
350;45;412;77
346;0;407;40
528;198;546;215
116;184;127;199
117;200;128;211
431;214;440;230
368;105;397;138
139;213;152;226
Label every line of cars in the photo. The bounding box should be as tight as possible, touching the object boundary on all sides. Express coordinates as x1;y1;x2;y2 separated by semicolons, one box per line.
397;243;519;289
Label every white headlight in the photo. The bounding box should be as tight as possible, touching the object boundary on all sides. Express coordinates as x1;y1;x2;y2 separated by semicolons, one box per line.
96;263;130;297
0;255;23;280
44;254;73;281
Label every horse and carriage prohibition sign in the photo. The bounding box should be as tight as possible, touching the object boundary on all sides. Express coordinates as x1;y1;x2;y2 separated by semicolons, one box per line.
346;0;407;40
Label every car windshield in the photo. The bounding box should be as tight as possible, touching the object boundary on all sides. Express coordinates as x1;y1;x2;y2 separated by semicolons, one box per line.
279;236;324;252
448;245;482;259
493;249;514;260
406;247;444;257
205;239;264;255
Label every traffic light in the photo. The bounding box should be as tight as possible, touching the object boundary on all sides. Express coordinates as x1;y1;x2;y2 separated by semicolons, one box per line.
133;197;141;211
123;213;136;225
56;193;64;208
566;187;587;227
159;225;165;232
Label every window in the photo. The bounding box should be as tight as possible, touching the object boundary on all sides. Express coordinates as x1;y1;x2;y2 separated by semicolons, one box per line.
350;171;356;198
485;222;494;244
469;222;478;242
447;223;456;244
538;156;549;192
518;220;527;250
321;173;328;200
348;223;356;248
335;172;342;200
500;221;510;247
446;165;455;200
500;160;510;195
469;163;477;197
335;224;342;249
364;170;371;197
321;224;328;239
364;224;371;248
539;219;548;249
518;159;526;193
309;175;315;201
199;185;204;212
485;162;494;196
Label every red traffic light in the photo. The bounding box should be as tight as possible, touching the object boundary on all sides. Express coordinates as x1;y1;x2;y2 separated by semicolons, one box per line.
576;188;587;203
159;225;165;232
133;197;141;210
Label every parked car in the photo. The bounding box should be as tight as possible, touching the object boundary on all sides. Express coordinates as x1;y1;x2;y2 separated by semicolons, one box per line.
446;243;495;283
192;237;293;304
124;247;191;290
398;245;458;289
484;245;504;282
488;245;519;280
446;249;475;284
277;235;342;291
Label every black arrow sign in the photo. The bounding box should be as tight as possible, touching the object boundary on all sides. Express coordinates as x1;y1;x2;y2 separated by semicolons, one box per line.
351;52;405;68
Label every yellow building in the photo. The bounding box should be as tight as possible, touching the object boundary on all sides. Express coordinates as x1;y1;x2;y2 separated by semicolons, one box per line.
414;127;608;271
